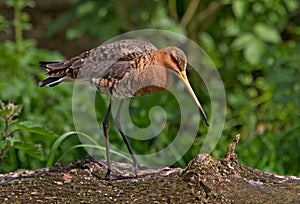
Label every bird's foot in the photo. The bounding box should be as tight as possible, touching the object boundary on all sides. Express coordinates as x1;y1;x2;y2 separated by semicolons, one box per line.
105;169;137;181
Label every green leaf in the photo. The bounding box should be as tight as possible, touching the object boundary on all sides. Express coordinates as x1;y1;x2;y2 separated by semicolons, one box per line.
253;23;281;43
198;32;215;51
14;142;44;160
283;0;299;12
231;33;255;50
47;131;102;167
244;38;266;65
0;139;11;150
232;0;248;18
5;136;20;146
17;121;56;137
0;15;10;33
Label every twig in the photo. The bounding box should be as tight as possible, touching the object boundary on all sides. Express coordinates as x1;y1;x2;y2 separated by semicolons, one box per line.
168;0;178;21
7;129;20;137
180;0;201;27
225;134;240;160
188;1;223;34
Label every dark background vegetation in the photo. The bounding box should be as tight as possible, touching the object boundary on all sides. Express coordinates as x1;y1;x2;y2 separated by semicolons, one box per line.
0;0;299;176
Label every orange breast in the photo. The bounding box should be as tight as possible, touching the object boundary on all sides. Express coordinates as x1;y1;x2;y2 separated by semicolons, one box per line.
133;86;166;96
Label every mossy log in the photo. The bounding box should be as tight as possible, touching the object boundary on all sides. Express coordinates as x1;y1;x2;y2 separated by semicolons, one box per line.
1;135;299;203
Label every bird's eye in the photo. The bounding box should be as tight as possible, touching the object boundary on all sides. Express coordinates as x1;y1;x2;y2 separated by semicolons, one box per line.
171;54;178;64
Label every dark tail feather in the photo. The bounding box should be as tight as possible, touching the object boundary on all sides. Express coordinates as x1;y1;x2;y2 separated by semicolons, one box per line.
39;61;70;87
38;76;67;87
39;61;60;69
39;61;69;77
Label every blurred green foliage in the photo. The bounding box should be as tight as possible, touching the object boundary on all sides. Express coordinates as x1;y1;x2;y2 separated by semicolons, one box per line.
0;100;23;171
0;0;86;172
0;0;299;176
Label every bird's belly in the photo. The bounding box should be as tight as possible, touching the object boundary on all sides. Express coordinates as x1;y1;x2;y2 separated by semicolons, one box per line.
92;79;137;99
111;67;172;99
92;67;173;99
111;84;166;99
110;84;136;99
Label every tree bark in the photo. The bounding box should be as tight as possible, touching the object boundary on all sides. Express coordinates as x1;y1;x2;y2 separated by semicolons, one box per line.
0;135;299;203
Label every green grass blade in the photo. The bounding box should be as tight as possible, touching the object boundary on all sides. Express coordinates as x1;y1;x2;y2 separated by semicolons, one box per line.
56;144;132;164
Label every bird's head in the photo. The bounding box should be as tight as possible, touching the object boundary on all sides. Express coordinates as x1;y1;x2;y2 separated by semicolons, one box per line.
160;46;209;126
161;46;187;74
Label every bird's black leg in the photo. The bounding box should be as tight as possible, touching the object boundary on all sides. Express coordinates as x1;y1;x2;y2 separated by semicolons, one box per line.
103;100;112;181
114;99;139;176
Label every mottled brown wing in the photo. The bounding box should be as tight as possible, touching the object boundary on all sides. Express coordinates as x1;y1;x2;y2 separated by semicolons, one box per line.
39;39;157;87
90;60;133;96
77;39;157;79
89;39;158;61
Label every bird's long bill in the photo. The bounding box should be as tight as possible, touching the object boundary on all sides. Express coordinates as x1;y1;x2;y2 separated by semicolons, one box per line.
178;71;209;126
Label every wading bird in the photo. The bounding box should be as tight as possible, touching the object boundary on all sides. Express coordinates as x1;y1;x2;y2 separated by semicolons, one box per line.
39;39;209;180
